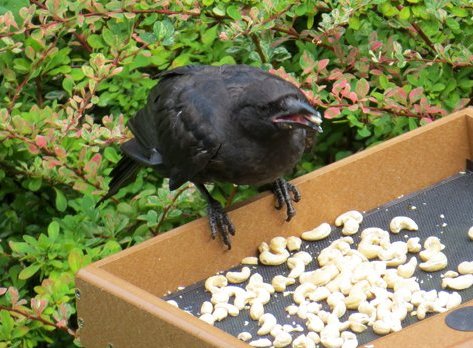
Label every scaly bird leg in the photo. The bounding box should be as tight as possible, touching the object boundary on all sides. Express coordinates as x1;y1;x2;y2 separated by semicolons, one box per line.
272;178;301;222
195;183;235;249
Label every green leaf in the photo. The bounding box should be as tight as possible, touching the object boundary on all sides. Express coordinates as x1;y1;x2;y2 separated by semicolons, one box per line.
19;263;41;280
27;178;42;192
357;126;371;138
153;19;175;43
379;3;399;17
212;6;226;17
139;32;157;44
399;7;410;20
294;3;307;16
62;77;74;96
348;16;361;30
202;25;218;45
47;221;60;240
68;248;84;273
104;147;120;163
445;18;460;31
0;310;14;335
54;188;68;212
87;34;104;49
226;5;241;20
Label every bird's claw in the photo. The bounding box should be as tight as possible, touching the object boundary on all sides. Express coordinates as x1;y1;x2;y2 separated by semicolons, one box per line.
207;201;235;249
272;178;301;222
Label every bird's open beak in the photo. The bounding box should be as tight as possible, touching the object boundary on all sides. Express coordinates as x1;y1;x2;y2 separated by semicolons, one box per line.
272;100;323;133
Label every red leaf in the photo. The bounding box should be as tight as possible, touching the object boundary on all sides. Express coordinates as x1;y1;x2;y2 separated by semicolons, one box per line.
355;79;370;98
421;117;433;123
90;153;101;164
324;107;341;119
371;69;383;76
370;41;383;51
0;287;7;296
409;87;424;103
28;143;40;154
317;59;329;71
348;92;358;103
35;135;47;148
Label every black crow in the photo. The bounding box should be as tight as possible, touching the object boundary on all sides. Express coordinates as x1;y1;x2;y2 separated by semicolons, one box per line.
98;64;322;248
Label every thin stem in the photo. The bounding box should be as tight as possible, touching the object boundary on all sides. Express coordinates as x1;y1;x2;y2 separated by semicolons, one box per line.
0;305;77;338
153;185;191;235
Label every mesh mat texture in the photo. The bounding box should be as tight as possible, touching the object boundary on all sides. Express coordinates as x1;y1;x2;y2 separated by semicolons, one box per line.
165;170;473;345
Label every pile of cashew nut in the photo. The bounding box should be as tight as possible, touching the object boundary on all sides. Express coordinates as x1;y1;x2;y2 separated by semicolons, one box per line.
184;211;473;348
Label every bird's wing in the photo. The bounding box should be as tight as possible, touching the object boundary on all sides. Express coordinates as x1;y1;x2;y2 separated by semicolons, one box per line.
128;66;226;190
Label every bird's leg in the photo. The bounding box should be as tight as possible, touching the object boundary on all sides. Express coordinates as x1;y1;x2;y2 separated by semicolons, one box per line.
271;178;301;222
195;183;235;249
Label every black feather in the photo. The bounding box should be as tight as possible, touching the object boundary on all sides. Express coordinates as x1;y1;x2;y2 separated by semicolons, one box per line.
96;156;141;207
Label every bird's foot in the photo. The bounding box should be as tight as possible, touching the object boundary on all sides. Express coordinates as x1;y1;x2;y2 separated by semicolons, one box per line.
207;201;235;249
272;178;301;222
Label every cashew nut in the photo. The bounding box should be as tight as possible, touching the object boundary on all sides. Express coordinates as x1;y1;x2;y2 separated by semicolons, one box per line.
258;313;278;335
372;319;391;335
342;218;360;236
285;304;298;315
335;210;363;226
215;302;239;317
446;291;462;310
246;273;275;294
458;261;473;274
407;237;421;253
341;331;358;348
469;226;473;240
258;241;270;253
237;332;252;342
301;222;331;241
272;275;296;292
302;287;327;304
287;236;302;251
389;216;418;233
260;249;290;266
307;332;321;344
198;313;215;325
200;301;213;315
270;236;288;254
241;256;259;265
397;256;417;278
212;306;228;321
442;270;459;278
293;283;317;304
287;257;306;279
420;237;445;261
250;301;265;320
273;331;292;348
320;336;343;348
306;313;325;332
204;275;227;292
226;266;251;284
292;334;316;348
166;300;178;307
442;274;473;290
292;251;313;265
249;338;272;347
300;264;339;286
419;251;448;272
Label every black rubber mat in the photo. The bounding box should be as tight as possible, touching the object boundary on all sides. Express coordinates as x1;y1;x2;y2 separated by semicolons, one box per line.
165;170;473;345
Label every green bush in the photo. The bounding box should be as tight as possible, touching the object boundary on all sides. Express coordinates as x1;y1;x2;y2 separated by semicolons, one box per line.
0;0;472;346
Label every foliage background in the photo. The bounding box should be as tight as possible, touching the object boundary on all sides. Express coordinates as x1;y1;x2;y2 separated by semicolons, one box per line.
0;0;472;346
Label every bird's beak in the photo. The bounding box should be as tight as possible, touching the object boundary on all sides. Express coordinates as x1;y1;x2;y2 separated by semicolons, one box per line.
272;100;323;133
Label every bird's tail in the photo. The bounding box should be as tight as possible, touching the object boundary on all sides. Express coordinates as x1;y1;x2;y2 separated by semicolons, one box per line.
96;156;141;207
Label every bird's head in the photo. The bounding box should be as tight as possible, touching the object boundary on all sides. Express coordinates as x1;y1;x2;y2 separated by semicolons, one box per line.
270;97;323;133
